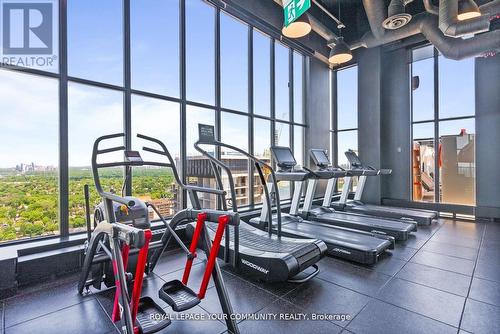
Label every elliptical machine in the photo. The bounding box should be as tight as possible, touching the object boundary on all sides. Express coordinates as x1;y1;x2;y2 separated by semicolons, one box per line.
78;133;240;334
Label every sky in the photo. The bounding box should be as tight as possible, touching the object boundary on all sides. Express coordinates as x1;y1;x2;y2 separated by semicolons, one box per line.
0;0;477;169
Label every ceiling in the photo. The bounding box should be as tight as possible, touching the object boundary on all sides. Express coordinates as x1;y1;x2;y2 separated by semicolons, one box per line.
310;0;492;44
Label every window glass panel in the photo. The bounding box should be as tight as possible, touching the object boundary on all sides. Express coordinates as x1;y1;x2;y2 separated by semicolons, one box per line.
253;30;271;117
186;0;215;105
68;0;123;85
412;45;434;62
337;130;358;192
221;13;248;112
294;126;304;166
0;71;59;242
337;66;358;130
439;57;475;119
0;1;59;73
221;113;249;207
131;96;180;218
254;119;271;204
412;58;434;122
274;122;290;199
274;122;290;147
412;122;435;202
68;83;123;233
186;105;216;209
293;52;303;124
275;42;290;121
131;0;179;97
439;119;475;205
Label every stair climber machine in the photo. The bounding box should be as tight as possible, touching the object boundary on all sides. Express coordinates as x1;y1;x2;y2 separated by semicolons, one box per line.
305;148;417;241
331;150;438;226
193;124;327;283
248;146;395;265
78;133;240;334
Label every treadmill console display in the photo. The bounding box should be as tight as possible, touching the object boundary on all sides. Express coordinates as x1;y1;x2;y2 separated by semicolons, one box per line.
310;149;330;168
271;146;297;169
198;124;216;143
124;150;143;164
345;150;363;168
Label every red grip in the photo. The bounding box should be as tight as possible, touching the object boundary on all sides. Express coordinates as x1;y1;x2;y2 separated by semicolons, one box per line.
198;215;229;299
182;213;207;285
130;230;152;324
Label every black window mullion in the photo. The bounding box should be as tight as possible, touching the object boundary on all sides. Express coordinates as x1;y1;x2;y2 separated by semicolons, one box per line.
248;26;254;207
433;48;440;203
123;0;132;196
180;0;187;209
59;0;69;237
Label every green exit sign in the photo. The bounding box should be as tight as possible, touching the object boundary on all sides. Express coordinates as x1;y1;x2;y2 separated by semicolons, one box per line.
283;0;311;27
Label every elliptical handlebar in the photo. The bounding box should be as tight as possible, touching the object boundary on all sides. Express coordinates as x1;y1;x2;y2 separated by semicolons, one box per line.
194;138;283;238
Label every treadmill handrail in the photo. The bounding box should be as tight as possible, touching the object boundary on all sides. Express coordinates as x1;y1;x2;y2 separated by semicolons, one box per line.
194;139;283;238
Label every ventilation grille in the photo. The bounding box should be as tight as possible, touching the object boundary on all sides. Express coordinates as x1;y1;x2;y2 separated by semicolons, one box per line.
383;13;412;29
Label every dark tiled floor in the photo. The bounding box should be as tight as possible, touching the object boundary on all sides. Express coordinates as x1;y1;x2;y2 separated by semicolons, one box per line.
2;219;500;334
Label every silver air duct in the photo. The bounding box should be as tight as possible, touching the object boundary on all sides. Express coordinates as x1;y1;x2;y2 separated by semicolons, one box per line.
362;0;387;38
438;0;490;37
383;0;413;30
351;12;500;60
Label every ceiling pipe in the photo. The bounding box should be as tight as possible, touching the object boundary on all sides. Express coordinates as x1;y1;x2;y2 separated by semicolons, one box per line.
424;0;500;16
362;0;387;39
438;0;490;37
423;0;439;15
479;0;500;15
350;12;500;60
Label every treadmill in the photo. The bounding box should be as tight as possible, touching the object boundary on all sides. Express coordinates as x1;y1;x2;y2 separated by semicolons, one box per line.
189;124;327;283
249;146;395;265
332;149;438;226
302;148;417;241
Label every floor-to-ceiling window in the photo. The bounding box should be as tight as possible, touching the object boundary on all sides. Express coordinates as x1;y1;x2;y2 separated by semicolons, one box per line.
332;65;358;192
0;0;308;243
411;45;476;206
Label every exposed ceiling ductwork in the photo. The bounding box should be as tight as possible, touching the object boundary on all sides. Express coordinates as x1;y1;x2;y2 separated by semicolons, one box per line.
273;0;499;62
351;12;500;60
438;0;490;37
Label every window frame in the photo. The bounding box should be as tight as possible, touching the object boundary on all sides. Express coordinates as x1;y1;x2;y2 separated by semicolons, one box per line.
0;0;309;245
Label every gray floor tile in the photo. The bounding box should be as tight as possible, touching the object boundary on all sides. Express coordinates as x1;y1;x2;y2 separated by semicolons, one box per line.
158;306;228;334
469;277;500;307
238;298;343;334
347;299;457;334
475;259;500;282
411;250;475;276
422;240;478;260
283;278;370;327
461;299;500;334
370;256;407;276
430;234;481;249
477;244;500;263
153;249;203;276
387;245;419;261
396;262;471;296
5;299;115;334
377;278;465;327
318;258;392;297
199;276;278;316
4;277;87;327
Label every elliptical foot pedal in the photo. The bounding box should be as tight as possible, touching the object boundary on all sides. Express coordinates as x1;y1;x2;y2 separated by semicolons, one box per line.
135;297;171;334
159;280;200;312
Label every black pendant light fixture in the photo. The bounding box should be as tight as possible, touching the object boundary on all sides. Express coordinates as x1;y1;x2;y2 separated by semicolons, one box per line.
328;0;352;64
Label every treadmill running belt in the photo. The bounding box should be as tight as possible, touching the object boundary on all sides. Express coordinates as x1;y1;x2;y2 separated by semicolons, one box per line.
206;222;309;253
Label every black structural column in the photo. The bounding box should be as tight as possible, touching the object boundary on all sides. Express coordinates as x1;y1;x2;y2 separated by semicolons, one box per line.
380;48;412;201
357;47;383;204
305;58;330;195
475;55;500;220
